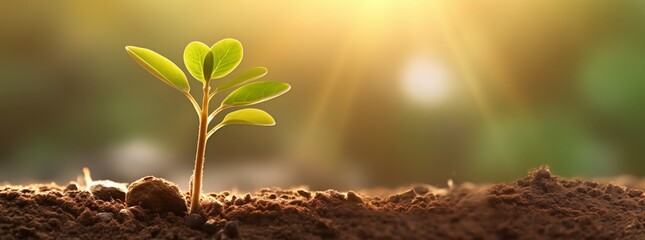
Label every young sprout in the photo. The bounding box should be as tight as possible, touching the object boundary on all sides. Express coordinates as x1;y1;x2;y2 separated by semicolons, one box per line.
125;39;290;214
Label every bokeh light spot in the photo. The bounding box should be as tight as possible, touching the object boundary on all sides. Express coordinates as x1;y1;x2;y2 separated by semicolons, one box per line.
401;56;450;105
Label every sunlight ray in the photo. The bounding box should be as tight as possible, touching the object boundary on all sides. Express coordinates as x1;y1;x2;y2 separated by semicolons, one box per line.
334;5;391;142
434;1;494;125
294;37;354;155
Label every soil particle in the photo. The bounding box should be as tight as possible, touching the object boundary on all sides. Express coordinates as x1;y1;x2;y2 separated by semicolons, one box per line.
88;180;127;202
604;183;626;195
346;191;364;204
412;185;429;195
77;209;97;226
117;208;135;221
129;205;147;216
312;218;337;238
2;168;645;239
204;219;227;234
225;220;240;235
534;167;552;180
216;220;240;239
387;189;417;204
125;176;187;214
64;182;78;192
15;226;35;238
297;189;311;199
46;218;61;229
628;189;643;198
186;213;205;230
141;225;161;238
96;212;113;222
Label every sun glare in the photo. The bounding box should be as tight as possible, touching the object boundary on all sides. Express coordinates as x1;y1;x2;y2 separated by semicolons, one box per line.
401;56;451;105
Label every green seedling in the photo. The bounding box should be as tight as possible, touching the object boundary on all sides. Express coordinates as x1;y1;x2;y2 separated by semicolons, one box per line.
125;39;290;214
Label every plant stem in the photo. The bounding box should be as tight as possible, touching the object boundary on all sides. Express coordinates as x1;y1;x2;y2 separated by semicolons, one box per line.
208;90;218;101
207;106;225;124
189;84;210;214
183;92;202;117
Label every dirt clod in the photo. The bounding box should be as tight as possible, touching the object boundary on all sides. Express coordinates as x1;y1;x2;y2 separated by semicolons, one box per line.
2;168;645;239
219;220;239;239
534;167;552;180
346;191;364;204
96;212;113;222
77;209;97;226
125;176;187;214
89;180;127;202
297;189;311;199
47;218;61;229
412;185;429;195
204;219;226;234
117;208;134;221
16;226;35;238
628;189;643;197
127;206;147;220
64;182;78;192
313;218;336;237
186;214;205;230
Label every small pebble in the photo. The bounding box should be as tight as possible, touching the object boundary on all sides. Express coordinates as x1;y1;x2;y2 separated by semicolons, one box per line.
186;214;205;230
96;212;113;222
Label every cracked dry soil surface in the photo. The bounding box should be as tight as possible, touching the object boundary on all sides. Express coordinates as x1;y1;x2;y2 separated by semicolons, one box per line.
2;169;645;239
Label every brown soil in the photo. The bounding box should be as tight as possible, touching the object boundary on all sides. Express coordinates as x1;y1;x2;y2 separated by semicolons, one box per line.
1;168;645;239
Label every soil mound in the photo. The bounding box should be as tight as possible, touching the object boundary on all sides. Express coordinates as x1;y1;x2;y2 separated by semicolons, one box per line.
1;168;644;239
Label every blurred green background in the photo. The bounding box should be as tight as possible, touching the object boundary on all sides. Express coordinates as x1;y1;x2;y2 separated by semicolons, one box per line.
1;0;644;192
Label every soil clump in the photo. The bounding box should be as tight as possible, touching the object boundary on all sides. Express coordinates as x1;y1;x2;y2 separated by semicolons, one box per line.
1;168;645;239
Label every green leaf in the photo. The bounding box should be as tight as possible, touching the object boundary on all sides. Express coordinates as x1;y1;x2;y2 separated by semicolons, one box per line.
183;41;211;82
215;67;268;93
210;38;243;79
222;81;290;107
125;46;189;92
202;51;214;82
220;108;276;126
